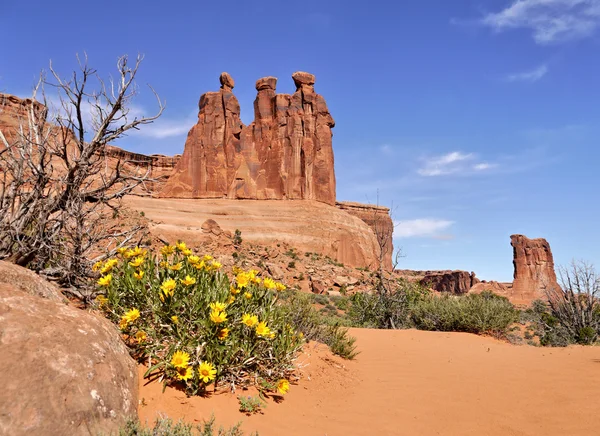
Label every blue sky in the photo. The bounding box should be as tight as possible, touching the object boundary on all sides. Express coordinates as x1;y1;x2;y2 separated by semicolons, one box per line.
1;0;599;281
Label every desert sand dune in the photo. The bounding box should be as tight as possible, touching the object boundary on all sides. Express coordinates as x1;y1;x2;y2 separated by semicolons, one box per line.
139;328;600;435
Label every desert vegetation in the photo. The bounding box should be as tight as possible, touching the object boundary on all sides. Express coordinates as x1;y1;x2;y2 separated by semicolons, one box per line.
0;55;162;294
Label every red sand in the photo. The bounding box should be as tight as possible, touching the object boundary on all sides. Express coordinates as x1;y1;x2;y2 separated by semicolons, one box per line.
138;328;600;435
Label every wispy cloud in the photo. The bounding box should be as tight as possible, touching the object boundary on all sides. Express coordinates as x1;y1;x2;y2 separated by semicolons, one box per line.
394;219;454;239
506;64;548;82
480;0;600;44
417;151;496;177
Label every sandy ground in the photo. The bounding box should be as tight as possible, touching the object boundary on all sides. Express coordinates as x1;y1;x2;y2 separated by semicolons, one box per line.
138;328;600;436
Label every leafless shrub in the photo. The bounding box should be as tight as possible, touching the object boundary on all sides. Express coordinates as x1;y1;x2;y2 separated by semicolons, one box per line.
541;260;600;345
0;54;163;294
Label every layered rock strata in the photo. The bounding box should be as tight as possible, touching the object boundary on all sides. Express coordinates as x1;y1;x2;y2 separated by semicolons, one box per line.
160;72;336;204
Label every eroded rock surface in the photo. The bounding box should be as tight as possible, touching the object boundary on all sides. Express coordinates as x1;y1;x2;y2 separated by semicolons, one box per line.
419;270;480;295
336;201;393;271
0;271;138;435
510;234;559;305
160;72;336;204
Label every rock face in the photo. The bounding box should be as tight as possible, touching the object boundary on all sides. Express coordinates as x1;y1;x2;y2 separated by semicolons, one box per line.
124;196;382;269
0;279;138;435
0;93;180;194
419;270;480;295
510;234;559;304
0;260;67;303
160;72;336;205
336;202;393;271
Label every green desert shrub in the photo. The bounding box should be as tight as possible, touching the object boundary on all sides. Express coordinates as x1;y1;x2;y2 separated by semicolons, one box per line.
94;243;299;397
117;415;252;436
411;291;518;336
277;291;358;359
348;279;429;329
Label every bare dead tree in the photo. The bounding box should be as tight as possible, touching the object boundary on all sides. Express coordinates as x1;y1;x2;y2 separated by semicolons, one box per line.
543;260;600;344
0;54;163;291
368;192;403;295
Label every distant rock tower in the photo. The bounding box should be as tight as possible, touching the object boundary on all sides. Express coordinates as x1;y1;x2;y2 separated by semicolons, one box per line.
160;71;336;205
510;234;560;303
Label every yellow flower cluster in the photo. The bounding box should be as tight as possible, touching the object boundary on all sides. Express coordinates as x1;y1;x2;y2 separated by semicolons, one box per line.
170;350;217;383
160;278;176;301
235;269;285;292
242;314;275;339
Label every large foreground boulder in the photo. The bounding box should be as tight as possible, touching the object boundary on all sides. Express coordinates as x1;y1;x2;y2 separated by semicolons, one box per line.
0;260;66;303
0;280;137;435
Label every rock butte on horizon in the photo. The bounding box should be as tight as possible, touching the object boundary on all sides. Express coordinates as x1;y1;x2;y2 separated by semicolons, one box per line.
159;71;336;205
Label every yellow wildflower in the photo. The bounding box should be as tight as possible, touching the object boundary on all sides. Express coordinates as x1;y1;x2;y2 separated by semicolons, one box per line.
119;318;129;330
95;294;108;307
169;262;183;271
161;245;175;256
92;261;103;271
182;249;193;256
209;302;227;312
129;256;144;268
230;285;241;295
232;266;243;275
176;366;193;381
255;321;271;337
210;261;222;270
263;277;277;290
101;258;118;274
237;273;249;289
123;308;140;324
277;379;290;395
98;274;112;287
209;309;227;324
298;332;304;339
170;350;190;369
160;279;176;300
226;295;235;305
217;328;230;340
133;270;144;280
176;241;187;252
117;247;127;255
127;246;146;258
194;260;206;270
268;331;276;339
171;315;179;324
198;361;217;383
181;275;196;286
242;313;258;327
187;255;200;265
244;292;252;300
135;330;147;343
202;254;213;261
249;270;261;284
275;282;286;292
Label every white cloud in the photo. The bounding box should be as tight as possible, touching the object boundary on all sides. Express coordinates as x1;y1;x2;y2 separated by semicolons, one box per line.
473;162;496;171
481;0;600;44
394;219;455;239
506;64;548;82
136;119;192;139
417;151;473;176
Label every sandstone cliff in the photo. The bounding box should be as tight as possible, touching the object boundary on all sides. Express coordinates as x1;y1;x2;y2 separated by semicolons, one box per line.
160;72;336;204
336;201;393;271
509;234;559;304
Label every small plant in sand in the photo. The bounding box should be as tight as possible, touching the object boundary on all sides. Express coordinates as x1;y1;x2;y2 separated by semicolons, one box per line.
95;242;301;396
237;395;266;414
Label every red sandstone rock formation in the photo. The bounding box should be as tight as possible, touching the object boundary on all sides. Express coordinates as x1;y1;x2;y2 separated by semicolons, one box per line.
0;93;180;194
510;234;559;305
336;201;393;271
160;72;336;204
419;270;480;295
